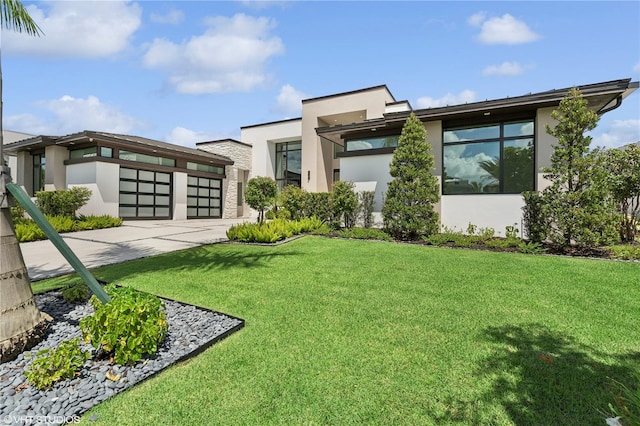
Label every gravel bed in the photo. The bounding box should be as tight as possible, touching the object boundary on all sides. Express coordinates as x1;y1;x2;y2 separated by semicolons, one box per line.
0;291;244;425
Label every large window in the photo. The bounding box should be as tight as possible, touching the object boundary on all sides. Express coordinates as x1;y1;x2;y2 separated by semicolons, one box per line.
32;153;45;194
119;150;176;167
443;120;534;195
275;141;301;189
345;135;399;152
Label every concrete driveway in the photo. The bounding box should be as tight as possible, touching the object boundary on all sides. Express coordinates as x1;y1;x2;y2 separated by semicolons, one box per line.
19;218;250;281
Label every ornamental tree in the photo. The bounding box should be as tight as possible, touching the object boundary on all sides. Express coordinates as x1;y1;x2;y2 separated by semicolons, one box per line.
382;112;440;240
245;176;277;224
541;88;618;247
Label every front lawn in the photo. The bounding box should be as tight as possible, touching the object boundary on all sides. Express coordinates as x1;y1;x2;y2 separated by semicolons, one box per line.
34;237;639;425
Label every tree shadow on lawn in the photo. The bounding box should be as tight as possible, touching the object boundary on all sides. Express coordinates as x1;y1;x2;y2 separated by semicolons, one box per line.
94;243;303;282
429;323;639;425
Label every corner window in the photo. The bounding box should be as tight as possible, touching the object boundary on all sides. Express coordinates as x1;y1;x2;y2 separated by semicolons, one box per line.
275;141;301;189
443;120;534;195
187;162;225;175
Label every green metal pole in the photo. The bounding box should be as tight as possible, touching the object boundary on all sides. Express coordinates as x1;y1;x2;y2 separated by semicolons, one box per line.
6;183;110;303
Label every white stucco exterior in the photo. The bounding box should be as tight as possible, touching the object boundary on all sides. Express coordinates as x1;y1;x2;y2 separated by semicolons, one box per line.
440;195;525;236
241;119;301;180
67;161;120;217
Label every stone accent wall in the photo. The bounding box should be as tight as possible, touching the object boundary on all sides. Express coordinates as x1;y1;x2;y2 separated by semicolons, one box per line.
197;140;251;218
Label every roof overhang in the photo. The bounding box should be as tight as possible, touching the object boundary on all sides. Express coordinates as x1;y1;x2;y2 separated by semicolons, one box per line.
317;79;638;143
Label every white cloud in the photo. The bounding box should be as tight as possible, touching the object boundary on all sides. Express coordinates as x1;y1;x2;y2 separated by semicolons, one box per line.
142;13;285;94
271;84;307;115
5;95;146;135
592;119;640;149
2;1;142;58
634;62;640;74
467;12;487;27
482;61;525;76
150;9;185;25
165;127;236;148
473;13;540;45
416;90;477;109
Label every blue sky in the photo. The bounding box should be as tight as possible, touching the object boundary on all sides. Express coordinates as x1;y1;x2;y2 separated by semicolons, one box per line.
2;1;639;148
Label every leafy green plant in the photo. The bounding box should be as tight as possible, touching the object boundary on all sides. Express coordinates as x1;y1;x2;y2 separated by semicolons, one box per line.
518;241;547;255
477;227;495;240
61;282;90;303
505;224;519;239
14;220;46;242
358;191;375;228
80;284;168;365
46;215;75;233
281;185;308;221
245;176;278;224
75;214;123;230
305;192;334;226
336;227;392;241
35;186;92;218
331;181;359;229
227;218;327;243
522;191;549;244
24;338;90;390
466;223;477;236
607;245;640;260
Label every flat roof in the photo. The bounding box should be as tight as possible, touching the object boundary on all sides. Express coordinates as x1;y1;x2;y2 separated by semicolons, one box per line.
240;117;301;130
302;84;395;104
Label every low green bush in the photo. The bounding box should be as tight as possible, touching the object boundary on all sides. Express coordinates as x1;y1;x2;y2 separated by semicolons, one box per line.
517;241;547;255
227;218;327;243
47;215;76;233
80;284;168;365
61;282;90;303
75;214;123;230
15;220;47;242
24;338;90;390
35;187;92;218
336;227;392;241
13;214;123;242
607;245;640;260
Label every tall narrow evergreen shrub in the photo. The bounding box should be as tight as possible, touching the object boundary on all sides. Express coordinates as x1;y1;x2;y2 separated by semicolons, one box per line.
382;113;440;240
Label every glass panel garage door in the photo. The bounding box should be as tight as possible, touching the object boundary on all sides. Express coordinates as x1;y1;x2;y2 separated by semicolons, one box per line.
187;175;222;218
119;167;172;219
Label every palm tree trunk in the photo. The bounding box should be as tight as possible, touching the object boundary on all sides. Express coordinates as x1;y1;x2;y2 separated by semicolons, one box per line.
0;46;50;364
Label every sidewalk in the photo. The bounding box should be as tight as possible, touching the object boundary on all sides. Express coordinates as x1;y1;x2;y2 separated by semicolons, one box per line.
19;218;249;281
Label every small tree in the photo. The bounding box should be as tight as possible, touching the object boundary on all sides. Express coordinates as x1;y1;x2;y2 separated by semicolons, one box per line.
358;190;375;228
542;88;618;247
245;176;277;224
280;185;308;221
382;112;440;240
331;181;358;229
602;144;640;243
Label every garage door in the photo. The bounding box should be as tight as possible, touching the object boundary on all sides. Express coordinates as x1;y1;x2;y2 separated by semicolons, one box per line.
187;175;222;218
119;167;172;219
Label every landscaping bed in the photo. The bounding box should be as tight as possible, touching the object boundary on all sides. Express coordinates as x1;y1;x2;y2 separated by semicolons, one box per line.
0;290;243;424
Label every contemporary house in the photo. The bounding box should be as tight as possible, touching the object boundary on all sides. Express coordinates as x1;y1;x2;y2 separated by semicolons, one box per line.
3;78;638;231
3;131;250;220
241;78;638;233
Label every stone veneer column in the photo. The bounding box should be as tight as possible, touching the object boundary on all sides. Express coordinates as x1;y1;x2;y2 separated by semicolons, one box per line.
197;140;251;219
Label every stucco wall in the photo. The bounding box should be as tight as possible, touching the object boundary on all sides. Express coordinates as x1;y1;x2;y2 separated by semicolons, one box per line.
44;145;67;191
302;87;395;192
173;172;187;220
241;119;301;180
441;194;525;236
536;107;556;192
67;161;119;217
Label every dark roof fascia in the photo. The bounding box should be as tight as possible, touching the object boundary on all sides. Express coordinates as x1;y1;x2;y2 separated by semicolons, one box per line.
2;135;59;152
302;85;396;104
316;118;388;136
56;131;234;165
240;117;301;130
386;78;634;125
196;138;252;148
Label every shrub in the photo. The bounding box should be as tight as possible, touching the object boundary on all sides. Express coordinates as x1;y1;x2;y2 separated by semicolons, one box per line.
80;285;168;365
383;112;440;240
281;185;308;220
517;241;547;255
61;282;90;303
46;215;75;233
358;191;375;228
35;186;92;218
522;191;548;244
305;192;334;226
24;338;90;390
336;227;392;241
607;245;640;260
331;181;359;229
505;224;519;239
10;204;27;223
227;218;327;243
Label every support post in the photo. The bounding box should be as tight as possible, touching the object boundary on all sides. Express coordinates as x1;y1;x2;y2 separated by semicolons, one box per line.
6;183;110;303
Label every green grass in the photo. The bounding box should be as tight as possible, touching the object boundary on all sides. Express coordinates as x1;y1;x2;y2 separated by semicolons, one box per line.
32;237;640;425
